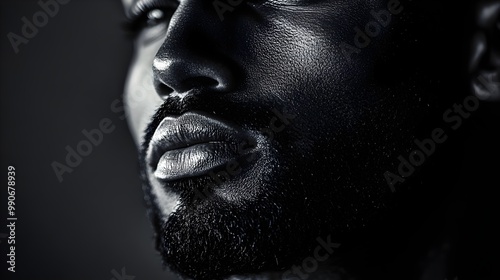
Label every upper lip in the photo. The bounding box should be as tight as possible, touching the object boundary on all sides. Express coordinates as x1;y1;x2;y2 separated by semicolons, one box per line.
146;111;249;172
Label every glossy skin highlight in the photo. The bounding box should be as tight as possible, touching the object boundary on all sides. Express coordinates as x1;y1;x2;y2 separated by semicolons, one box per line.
122;0;444;279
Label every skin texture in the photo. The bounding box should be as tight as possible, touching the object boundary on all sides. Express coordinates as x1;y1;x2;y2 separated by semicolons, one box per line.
121;0;488;279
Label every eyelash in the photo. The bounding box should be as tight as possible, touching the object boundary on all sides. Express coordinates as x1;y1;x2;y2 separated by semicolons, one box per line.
124;0;178;35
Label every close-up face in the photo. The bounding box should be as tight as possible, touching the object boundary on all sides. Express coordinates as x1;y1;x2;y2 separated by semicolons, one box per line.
122;0;463;279
3;1;499;280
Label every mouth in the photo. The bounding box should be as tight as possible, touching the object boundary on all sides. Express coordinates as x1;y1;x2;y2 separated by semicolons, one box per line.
146;111;256;181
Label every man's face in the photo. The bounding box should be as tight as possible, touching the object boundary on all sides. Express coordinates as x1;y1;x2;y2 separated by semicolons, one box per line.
123;0;433;278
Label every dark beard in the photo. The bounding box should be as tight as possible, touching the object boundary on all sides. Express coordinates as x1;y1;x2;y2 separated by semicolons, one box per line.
138;97;331;279
139;150;327;279
137;81;437;279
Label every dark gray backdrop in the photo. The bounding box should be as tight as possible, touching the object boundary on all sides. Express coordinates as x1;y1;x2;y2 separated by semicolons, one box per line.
1;0;177;279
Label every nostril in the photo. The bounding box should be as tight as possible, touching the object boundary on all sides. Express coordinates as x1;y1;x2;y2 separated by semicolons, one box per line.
154;76;222;100
154;80;174;99
153;55;236;98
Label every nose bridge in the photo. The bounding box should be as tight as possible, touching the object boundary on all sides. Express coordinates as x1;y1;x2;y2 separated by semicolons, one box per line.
152;1;235;97
159;1;213;57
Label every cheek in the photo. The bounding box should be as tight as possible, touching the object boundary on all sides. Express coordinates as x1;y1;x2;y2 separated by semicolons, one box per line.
240;12;375;135
124;41;164;146
242;7;375;104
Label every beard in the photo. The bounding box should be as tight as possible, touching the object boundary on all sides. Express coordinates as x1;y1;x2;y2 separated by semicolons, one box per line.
136;82;428;279
138;97;327;279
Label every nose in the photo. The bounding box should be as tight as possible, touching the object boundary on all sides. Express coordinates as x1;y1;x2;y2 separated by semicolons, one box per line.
152;2;237;99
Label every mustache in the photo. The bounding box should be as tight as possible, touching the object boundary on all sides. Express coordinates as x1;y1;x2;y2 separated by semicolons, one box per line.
140;97;181;161
137;95;218;226
139;90;277;159
140;93;210;160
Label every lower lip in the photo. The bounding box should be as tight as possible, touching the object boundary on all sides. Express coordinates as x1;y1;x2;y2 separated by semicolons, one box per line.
154;142;239;181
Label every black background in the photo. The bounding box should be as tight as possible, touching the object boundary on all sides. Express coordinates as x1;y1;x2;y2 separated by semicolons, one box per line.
1;0;176;279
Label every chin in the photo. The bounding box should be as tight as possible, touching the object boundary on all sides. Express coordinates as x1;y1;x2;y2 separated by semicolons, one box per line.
140;135;393;279
141;143;320;278
136;84;429;279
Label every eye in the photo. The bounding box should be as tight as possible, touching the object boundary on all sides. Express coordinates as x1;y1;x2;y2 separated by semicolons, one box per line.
125;1;178;35
145;8;167;28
